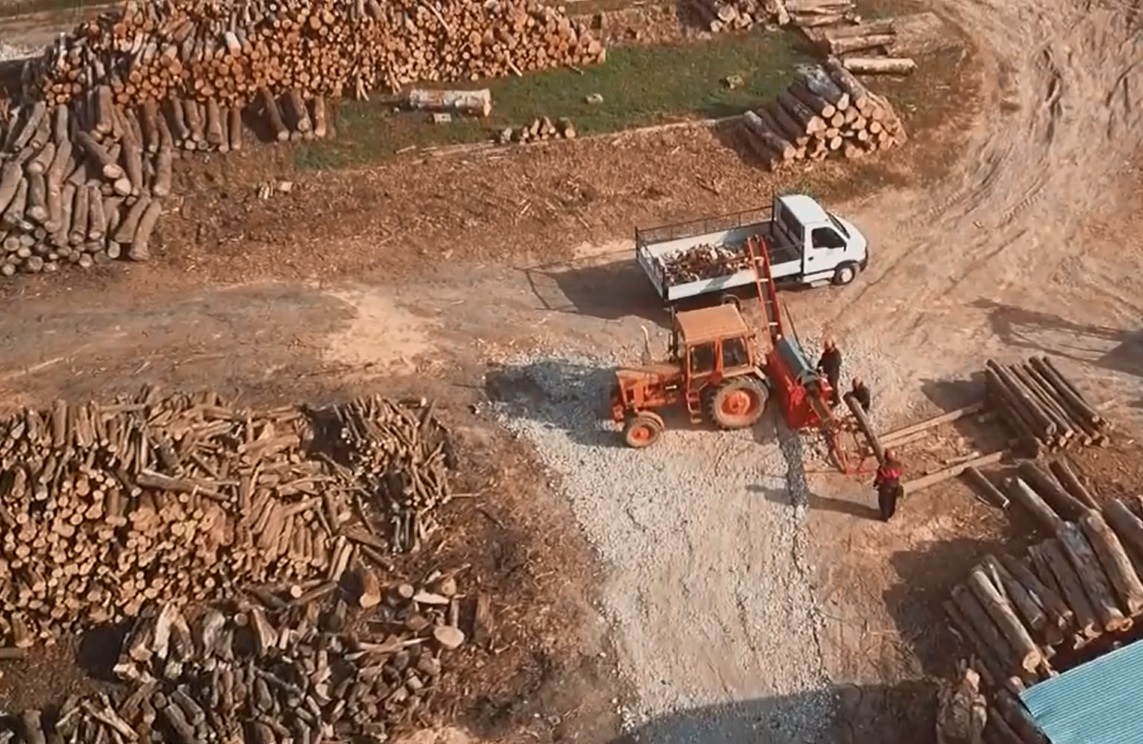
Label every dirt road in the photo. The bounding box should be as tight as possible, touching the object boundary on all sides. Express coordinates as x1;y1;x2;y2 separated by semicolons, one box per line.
0;0;1140;742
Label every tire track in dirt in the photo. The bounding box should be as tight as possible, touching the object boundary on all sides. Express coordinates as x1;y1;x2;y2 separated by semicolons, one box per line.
838;0;1143;376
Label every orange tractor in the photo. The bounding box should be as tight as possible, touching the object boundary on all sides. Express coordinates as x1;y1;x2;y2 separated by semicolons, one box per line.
609;235;847;462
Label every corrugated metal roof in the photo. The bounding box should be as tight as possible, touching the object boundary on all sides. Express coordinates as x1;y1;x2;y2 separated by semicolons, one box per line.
1020;639;1143;743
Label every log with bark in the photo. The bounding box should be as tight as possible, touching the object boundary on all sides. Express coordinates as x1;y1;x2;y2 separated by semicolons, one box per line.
407;89;493;117
987;357;1109;451
966;566;1043;673
842;57;917;75
1056;522;1129;633
738;62;907;170
1078;510;1143;617
1030;539;1100;640
0;390;457;648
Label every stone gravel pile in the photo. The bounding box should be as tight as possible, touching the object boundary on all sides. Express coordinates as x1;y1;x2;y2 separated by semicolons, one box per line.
487;350;838;743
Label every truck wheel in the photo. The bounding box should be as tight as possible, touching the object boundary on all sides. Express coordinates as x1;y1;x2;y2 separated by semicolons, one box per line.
623;414;664;448
707;377;768;430
720;293;742;310
832;262;858;286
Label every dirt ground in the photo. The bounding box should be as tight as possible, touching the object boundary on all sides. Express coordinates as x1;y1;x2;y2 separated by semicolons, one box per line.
1;0;1143;740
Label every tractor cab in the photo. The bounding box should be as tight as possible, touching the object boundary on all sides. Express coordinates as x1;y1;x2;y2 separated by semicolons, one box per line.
610;304;770;447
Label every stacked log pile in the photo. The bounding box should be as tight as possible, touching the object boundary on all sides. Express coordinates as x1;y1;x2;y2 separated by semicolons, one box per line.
0;388;455;648
811;18;916;75
984;356;1110;457
737;58;907;170
691;0;857;33
658;242;750;285
495;116;576;144
1;584;474;744
944;461;1143;743
0;0;605;279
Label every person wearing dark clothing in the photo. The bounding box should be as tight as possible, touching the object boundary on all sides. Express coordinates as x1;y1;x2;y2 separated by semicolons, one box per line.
817;339;842;407
850;377;871;413
874;450;904;522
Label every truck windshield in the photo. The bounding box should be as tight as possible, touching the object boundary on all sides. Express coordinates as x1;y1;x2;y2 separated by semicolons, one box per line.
826;212;849;238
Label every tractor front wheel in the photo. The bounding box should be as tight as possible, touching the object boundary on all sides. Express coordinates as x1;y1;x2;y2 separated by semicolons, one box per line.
707;377;768;430
623;414;664;448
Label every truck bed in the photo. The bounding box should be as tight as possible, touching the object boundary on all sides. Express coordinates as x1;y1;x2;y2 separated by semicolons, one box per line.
635;213;802;302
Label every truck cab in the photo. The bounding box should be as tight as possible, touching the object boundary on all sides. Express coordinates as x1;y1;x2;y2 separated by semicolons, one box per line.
768;194;868;286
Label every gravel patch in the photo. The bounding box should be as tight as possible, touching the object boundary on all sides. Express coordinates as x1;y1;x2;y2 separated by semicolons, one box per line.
487;349;839;743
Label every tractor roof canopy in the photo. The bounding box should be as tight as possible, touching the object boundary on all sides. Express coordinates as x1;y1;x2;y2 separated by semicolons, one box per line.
675;305;750;345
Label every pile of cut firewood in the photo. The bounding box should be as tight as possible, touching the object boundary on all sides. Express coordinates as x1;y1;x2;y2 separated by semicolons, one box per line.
0;388;456;648
945;460;1143;742
0;0;604;279
495;116;577;145
984;356;1110;457
2;582;480;744
737;58;907;169
658;242;749;285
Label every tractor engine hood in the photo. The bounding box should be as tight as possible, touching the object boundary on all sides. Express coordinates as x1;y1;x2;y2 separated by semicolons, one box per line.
614;363;683;384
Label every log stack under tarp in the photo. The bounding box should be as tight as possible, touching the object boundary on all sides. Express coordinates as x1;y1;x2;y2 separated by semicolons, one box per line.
736;58;907;170
984;356;1111;457
0;388;456;648
944;464;1143;743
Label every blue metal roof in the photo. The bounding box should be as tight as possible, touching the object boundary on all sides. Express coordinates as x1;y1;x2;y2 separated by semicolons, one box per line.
1021;639;1143;743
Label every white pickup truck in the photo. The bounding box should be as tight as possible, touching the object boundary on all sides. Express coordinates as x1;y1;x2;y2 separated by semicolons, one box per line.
635;194;869;305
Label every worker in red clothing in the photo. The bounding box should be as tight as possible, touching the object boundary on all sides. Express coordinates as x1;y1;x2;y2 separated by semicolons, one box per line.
816;339;842;407
874;449;904;522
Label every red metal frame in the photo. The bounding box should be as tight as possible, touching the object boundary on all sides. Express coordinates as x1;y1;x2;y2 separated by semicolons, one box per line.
745;236;857;474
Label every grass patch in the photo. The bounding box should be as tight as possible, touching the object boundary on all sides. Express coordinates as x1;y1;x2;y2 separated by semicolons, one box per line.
294;32;810;170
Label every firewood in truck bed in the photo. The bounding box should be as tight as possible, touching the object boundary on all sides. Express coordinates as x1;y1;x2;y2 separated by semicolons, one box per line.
657;242;752;285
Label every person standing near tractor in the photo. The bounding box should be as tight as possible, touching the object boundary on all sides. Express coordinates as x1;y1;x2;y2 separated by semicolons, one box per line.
850;376;871;413
874;449;905;522
817;339;842;406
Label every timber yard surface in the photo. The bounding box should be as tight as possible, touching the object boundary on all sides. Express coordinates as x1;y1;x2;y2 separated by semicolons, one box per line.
0;0;1141;743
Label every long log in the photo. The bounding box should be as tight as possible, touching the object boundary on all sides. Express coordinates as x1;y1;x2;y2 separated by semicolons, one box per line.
988;362;1055;438
842;57;917;75
825;18;896;38
1105;499;1143;562
904;451;1007;495
1048;460;1098;510
828;34;897;55
1079;510;1143;616
1057;521;1129;632
794;66;850;110
994;689;1049;744
777;89;826;133
407;88;493;118
987;706;1025;744
964;467;1009;509
843;391;884;463
951;583;1016;673
943;599;1000;687
987;379;1041;457
763;101;809;145
1016;460;1089;521
1024;362;1094;443
0;162;23;214
999;554;1072;635
788;81;836;118
1029;356;1102;426
75;131;125;180
741;111;796;160
1011;364;1073;443
129;199;162;262
980;555;1049;642
822;56;872;111
966;567;1042;672
260;90;289;142
1031;539;1099;639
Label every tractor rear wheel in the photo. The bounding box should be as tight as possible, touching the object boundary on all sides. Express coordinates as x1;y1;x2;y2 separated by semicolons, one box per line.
623;414;664;448
707;377;768;430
